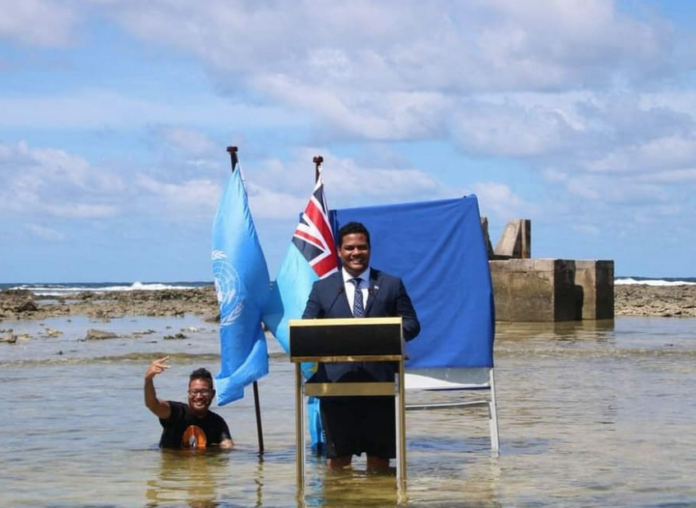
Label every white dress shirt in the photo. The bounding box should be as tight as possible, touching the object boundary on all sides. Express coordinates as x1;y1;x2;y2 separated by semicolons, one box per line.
342;267;370;315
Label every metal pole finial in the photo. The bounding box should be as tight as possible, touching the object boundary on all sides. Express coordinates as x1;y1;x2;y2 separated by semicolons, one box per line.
227;146;239;172
313;155;323;183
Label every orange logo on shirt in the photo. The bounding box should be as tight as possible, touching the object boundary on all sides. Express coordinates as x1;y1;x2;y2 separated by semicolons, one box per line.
181;425;207;449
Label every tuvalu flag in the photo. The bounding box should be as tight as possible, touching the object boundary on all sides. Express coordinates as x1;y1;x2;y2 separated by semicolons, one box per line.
212;164;270;406
263;163;337;449
263;165;338;355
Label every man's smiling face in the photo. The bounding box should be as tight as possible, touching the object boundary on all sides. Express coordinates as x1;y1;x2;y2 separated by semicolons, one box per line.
338;232;370;277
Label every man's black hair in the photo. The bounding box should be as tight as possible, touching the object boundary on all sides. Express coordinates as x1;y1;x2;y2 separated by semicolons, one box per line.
189;368;214;389
338;221;370;246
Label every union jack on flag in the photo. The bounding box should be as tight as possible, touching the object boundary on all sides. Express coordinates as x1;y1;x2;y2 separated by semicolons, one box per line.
291;167;338;279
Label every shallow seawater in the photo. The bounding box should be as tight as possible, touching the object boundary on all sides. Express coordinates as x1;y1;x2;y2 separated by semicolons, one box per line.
2;316;695;507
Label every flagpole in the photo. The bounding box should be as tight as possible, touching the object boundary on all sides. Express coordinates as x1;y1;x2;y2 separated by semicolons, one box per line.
252;381;264;454
226;145;265;455
311;154;324;458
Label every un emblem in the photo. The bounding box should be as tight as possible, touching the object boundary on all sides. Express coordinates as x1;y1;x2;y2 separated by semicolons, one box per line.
212;250;244;327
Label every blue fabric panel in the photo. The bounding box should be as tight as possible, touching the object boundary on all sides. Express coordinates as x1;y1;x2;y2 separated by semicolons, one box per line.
333;196;495;368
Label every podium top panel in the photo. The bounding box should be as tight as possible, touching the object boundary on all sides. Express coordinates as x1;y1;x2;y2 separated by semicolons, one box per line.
289;317;403;360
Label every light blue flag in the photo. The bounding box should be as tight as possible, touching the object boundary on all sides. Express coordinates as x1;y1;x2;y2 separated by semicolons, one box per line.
263;169;337;450
212;167;270;406
263;244;318;356
262;225;326;452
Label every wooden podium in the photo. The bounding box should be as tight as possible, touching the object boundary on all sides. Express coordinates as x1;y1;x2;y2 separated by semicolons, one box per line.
289;317;407;493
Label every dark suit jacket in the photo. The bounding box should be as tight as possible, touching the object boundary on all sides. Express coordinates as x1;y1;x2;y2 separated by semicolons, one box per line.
302;269;420;383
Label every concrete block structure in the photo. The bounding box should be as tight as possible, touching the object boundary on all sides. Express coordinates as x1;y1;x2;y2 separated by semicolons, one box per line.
480;217;495;260
490;259;579;322
574;260;614;320
485;218;614;322
494;219;531;259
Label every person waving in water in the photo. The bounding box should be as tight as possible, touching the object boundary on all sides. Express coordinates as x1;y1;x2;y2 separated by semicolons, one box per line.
144;356;233;450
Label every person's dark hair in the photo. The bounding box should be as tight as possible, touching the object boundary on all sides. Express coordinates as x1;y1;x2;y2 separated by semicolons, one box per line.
189;368;214;390
338;221;370;247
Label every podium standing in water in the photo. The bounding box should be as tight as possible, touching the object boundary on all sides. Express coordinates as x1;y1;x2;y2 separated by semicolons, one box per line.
290;317;409;491
296;222;420;483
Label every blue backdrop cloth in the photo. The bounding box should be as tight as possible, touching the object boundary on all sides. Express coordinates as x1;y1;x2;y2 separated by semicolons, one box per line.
211;168;271;405
332;195;495;368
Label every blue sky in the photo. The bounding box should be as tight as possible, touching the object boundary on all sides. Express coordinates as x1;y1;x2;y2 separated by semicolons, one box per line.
1;0;695;283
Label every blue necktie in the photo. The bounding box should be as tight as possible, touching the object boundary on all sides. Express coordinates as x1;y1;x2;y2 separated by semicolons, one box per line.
351;278;364;317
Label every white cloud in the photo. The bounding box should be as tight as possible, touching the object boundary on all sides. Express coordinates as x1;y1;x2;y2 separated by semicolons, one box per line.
246;184;307;221
323;164;443;205
153;127;216;156
0;139;450;228
470;182;536;221
62;0;686;188
0;141;124;218
571;223;601;236
444;91;696;206
0;0;78;47
26;223;67;241
44;203;117;219
134;174;220;219
281;148;450;206
0;89;305;130
252;76;450;140
471;0;672;83
235;147;453;213
449;100;577;158
587;135;696;174
99;0;673;93
636;168;696;184
564;175;668;205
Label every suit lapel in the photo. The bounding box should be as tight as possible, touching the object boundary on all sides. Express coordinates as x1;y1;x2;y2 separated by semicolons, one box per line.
329;272;352;317
364;269;381;315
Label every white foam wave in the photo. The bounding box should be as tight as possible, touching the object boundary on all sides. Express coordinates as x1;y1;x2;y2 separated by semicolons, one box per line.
100;282;195;292
13;282;202;296
615;278;696;287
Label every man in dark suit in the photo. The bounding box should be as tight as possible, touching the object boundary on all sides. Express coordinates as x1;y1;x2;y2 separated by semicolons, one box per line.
302;221;420;469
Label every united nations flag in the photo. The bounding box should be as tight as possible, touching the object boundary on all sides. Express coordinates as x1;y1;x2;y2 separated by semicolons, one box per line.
212;162;270;405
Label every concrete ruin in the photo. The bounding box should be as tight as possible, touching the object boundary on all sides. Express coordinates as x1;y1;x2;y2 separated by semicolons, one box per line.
485;219;614;322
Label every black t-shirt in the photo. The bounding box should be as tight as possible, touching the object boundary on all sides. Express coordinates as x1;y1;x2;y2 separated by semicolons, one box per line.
159;401;232;449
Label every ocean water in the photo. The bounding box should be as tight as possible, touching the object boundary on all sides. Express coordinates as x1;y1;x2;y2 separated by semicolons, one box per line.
1;275;695;298
2;314;695;507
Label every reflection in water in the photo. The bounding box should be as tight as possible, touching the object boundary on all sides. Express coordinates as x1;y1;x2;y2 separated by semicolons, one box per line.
300;453;503;508
496;319;616;343
312;467;400;507
144;450;267;508
145;450;223;507
403;434;503;508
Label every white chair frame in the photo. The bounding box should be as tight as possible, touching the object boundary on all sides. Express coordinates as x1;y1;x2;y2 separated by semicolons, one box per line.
405;367;500;453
